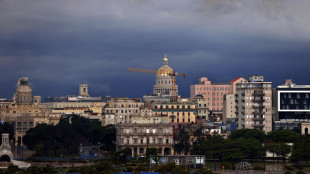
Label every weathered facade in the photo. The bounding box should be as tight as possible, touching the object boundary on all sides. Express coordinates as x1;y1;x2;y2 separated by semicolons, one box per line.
116;123;174;156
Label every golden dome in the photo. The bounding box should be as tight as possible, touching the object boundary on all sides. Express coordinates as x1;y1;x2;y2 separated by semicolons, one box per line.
157;55;174;76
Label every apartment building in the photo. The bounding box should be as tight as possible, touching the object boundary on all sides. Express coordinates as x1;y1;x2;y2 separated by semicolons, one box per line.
235;75;272;132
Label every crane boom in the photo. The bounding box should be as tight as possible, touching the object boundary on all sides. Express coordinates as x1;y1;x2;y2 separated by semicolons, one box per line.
128;68;158;74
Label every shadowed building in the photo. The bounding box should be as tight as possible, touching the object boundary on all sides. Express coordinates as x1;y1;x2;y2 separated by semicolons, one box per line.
116;123;174;156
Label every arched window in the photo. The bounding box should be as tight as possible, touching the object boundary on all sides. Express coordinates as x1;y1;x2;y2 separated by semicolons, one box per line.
305;127;309;135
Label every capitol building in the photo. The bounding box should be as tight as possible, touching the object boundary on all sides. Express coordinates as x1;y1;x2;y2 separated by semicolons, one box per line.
153;55;178;96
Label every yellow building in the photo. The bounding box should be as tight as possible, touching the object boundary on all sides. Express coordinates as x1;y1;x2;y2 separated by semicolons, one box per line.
152;102;196;124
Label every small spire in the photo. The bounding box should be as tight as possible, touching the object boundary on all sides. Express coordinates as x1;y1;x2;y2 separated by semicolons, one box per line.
163;54;168;65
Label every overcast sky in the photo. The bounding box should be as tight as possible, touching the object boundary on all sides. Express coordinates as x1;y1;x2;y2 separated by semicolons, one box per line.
1;0;310;99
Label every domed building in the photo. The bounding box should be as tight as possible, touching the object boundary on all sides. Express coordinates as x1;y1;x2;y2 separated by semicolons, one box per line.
14;77;33;106
153;55;178;96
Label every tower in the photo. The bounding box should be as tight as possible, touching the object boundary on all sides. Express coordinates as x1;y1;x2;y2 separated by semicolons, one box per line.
79;84;89;97
153;55;178;96
14;77;33;106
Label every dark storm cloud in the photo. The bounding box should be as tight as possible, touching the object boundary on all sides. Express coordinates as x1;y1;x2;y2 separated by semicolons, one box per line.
1;0;310;98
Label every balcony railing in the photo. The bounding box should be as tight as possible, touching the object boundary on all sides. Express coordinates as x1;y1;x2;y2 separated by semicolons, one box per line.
252;99;265;102
252;93;265;96
252;111;265;115
252;117;265;121
252;124;265;127
253;105;265;109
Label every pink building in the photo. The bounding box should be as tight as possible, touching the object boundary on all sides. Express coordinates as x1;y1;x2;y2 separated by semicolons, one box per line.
190;77;247;111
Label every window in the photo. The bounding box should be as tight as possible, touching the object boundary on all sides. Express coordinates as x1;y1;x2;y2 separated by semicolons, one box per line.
166;138;169;144
153;128;156;133
146;128;149;133
153;138;156;144
134;138;138;144
126;128;129;134
166;128;169;133
140;138;143;144
126;138;130;144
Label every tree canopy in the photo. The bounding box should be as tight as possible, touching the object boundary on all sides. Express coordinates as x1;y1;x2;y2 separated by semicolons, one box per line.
23;115;116;156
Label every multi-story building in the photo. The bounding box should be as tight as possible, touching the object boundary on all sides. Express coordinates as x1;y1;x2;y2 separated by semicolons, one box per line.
116;123;174;156
103;97;143;125
223;94;236;124
192;95;209;122
235;75;273;132
0;77;52;145
152;102;196;125
130;106;169;124
190;77;247;111
274;79;310;134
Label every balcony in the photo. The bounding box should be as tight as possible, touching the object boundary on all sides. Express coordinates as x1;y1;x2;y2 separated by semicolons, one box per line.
252;99;265;102
252;93;265;96
252;117;265;121
253;105;264;109
252;111;265;115
252;124;265;127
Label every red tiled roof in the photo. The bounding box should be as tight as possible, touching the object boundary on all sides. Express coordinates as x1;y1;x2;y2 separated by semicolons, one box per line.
230;77;242;83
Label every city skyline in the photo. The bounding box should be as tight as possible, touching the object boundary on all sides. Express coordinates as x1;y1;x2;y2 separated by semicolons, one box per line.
1;0;310;98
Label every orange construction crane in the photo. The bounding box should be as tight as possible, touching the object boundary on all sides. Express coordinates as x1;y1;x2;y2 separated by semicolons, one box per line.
128;68;186;98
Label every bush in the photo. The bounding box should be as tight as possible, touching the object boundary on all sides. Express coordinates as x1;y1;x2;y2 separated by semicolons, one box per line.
285;165;294;171
296;171;306;174
196;168;213;174
253;166;264;170
221;162;232;170
284;171;293;174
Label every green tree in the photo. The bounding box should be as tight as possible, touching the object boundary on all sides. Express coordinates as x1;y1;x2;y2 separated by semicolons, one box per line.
0;122;15;144
23;115;116;157
274;142;291;163
191;135;225;160
113;148;132;165
266;130;299;143
146;148;158;157
290;135;310;169
229;129;266;143
174;127;190;155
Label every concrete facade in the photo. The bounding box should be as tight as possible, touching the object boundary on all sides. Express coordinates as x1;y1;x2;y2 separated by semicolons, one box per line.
223;94;236;124
236;75;273;132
